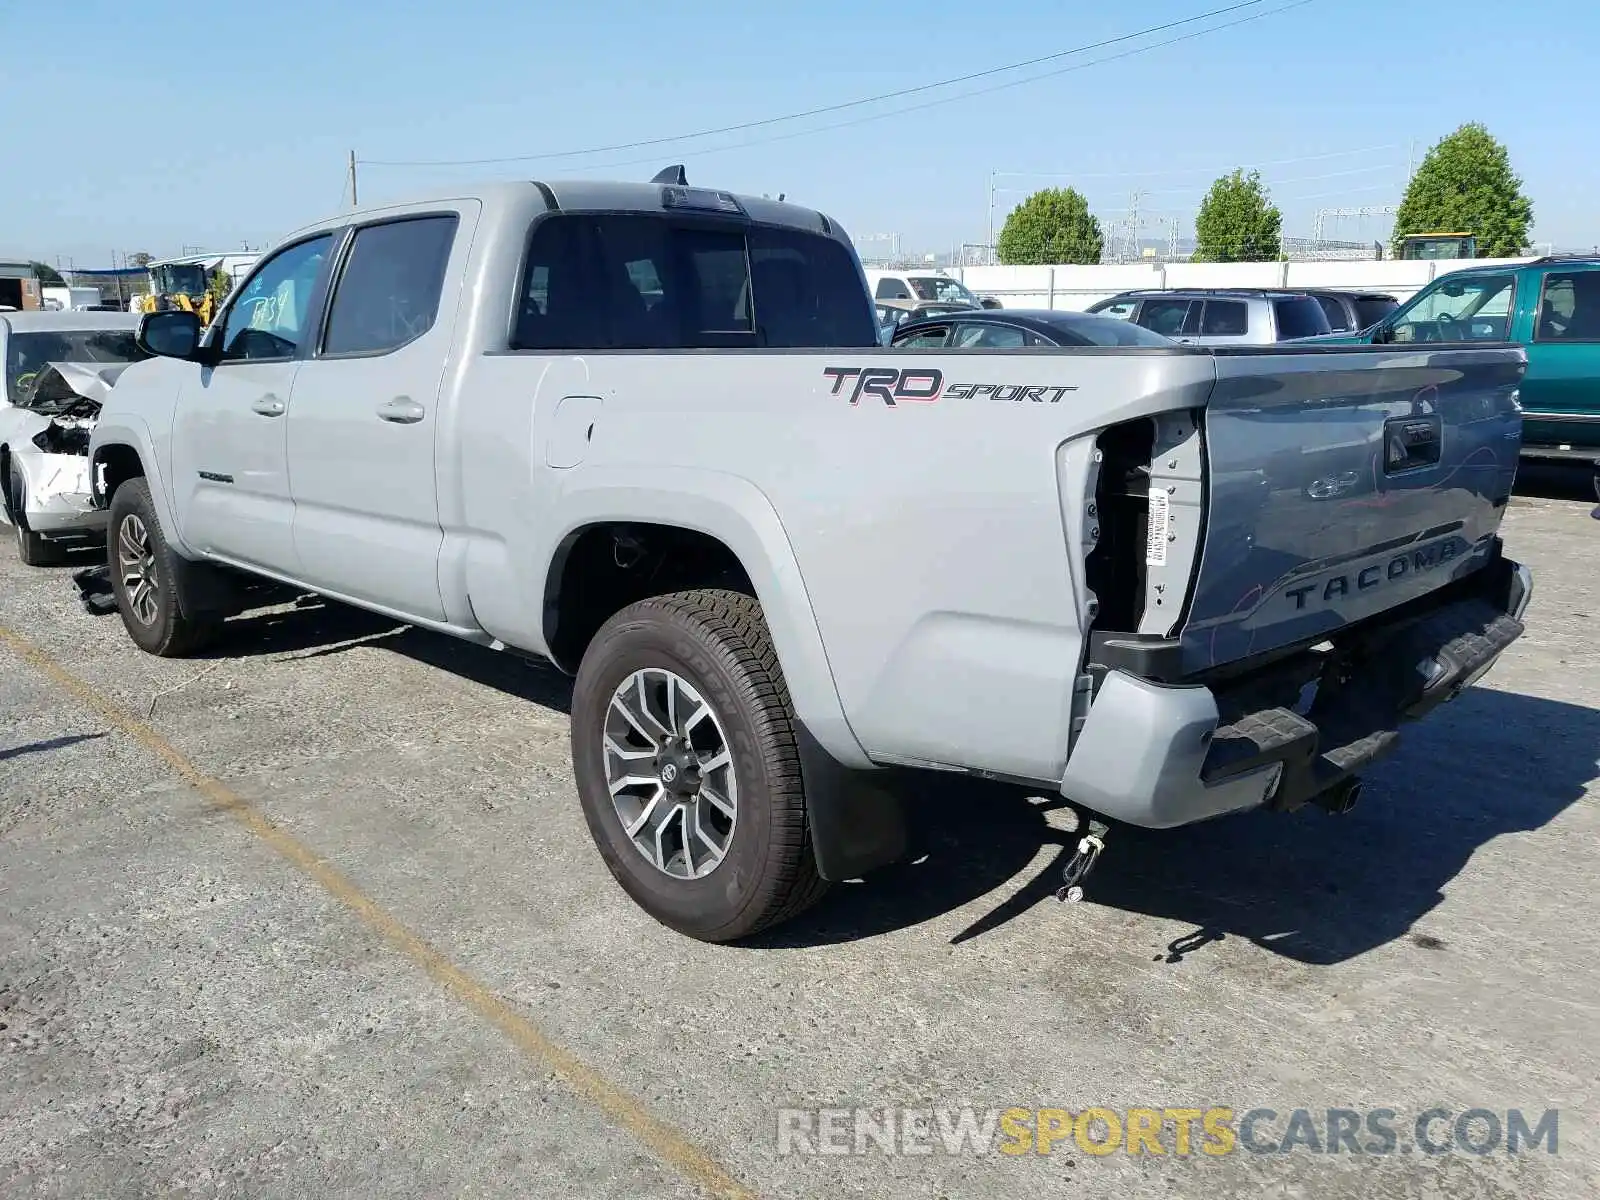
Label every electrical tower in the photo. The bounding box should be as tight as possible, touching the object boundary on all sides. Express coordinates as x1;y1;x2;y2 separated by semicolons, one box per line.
1312;205;1398;242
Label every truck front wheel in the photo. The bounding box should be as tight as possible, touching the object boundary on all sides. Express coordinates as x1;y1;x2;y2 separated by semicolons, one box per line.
8;465;69;567
107;479;218;657
570;589;828;942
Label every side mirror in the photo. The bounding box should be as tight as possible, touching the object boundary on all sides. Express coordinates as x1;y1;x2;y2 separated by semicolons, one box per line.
137;310;203;360
1371;323;1392;345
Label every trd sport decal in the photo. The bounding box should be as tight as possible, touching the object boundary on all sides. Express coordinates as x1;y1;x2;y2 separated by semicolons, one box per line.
821;367;1076;407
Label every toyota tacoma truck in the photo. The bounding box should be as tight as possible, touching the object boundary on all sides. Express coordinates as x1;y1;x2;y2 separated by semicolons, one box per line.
89;174;1533;942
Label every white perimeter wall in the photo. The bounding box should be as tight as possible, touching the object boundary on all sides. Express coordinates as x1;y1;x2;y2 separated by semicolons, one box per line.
951;257;1539;310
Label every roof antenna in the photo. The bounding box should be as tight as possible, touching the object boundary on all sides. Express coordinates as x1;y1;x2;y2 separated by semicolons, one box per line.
651;165;688;186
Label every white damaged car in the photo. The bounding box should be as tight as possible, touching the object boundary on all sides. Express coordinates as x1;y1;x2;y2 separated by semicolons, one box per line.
0;312;147;564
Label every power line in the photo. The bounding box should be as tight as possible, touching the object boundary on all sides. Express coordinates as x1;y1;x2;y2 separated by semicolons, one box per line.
496;0;1319;178
992;148;1402;184
994;162;1400;201
361;0;1305;168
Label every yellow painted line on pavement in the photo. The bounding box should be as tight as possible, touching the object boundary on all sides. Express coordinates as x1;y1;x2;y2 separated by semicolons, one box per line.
0;623;758;1200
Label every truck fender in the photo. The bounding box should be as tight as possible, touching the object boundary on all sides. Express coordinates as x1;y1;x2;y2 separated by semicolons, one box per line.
543;466;906;882
89;419;236;618
90;417;193;554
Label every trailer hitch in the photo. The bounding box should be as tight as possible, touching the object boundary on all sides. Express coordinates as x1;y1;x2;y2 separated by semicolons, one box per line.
1055;817;1111;903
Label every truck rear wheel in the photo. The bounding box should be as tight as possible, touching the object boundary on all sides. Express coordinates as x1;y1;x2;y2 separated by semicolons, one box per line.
570;589;828;942
107;479;218;657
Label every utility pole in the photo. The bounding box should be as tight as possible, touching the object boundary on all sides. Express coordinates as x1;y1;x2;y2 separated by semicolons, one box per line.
986;171;996;256
1406;138;1416;183
348;150;359;208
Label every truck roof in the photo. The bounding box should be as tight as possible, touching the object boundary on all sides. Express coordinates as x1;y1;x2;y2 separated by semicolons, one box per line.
287;179;843;242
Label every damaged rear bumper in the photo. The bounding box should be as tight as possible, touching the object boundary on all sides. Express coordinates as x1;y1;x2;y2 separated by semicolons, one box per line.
1060;553;1531;828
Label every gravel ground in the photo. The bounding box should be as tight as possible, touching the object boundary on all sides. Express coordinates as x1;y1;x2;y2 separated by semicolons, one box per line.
1;475;1596;1199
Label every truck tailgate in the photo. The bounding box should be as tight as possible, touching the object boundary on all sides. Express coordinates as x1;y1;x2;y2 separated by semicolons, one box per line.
1180;346;1525;674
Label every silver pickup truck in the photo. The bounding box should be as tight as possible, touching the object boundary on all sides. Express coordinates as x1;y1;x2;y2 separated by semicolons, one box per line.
89;175;1533;941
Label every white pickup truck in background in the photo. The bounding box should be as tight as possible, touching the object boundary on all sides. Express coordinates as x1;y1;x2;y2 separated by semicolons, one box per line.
89;175;1532;941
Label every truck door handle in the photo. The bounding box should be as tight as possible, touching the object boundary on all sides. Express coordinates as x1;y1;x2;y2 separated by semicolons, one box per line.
376;397;426;424
251;395;285;417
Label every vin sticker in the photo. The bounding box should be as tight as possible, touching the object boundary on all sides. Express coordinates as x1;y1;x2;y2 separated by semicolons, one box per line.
1146;489;1170;567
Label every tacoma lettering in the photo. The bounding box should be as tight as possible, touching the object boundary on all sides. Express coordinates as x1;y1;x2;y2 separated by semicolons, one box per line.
1285;540;1463;610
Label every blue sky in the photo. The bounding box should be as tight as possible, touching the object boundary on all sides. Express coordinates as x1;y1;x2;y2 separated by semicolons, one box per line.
3;0;1592;266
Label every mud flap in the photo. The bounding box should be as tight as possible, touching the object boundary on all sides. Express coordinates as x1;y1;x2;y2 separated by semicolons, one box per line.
795;722;907;882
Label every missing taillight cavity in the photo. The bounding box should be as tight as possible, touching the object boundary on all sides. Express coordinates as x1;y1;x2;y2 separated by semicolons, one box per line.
1085;417;1154;634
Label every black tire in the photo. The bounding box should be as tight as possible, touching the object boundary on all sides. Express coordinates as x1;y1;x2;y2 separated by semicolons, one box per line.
106;478;219;657
8;466;69;567
571;589;829;942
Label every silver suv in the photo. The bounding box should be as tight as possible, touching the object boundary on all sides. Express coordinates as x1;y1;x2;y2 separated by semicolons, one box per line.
1086;289;1332;345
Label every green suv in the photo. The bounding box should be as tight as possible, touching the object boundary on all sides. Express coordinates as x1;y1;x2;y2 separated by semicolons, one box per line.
1307;255;1600;464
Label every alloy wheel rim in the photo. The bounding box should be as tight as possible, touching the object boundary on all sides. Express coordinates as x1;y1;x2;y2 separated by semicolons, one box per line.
117;514;159;626
603;667;737;880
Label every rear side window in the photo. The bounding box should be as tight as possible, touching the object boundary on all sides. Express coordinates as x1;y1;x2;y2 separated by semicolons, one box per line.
1272;297;1330;340
323;215;458;356
748;225;877;348
514;215;875;350
1353;296;1397;328
952;322;1027;348
895;325;950;348
1137;298;1195;337
1200;300;1248;336
1313;294;1352;332
1534;272;1600;341
875;278;911;300
1090;298;1137;320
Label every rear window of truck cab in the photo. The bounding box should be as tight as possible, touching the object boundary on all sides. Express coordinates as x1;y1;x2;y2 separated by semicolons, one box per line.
514;215;877;350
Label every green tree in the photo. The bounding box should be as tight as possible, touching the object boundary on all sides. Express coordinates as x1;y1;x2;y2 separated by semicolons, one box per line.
30;261;64;286
1392;123;1532;257
1192;169;1282;262
207;268;234;305
130;251;154;267
997;188;1104;265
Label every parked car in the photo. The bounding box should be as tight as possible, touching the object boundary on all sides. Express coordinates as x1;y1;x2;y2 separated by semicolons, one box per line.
92;175;1531;942
1299;289;1399;334
864;268;984;308
874;298;979;342
1300;256;1600;465
1085;288;1333;344
888;307;1175;349
0;311;145;564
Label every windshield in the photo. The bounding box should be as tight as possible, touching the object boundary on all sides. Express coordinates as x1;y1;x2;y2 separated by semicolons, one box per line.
5;329;147;404
1402;236;1475;261
1389;274;1515;344
1054;315;1176;347
908;276;976;304
152;264;209;295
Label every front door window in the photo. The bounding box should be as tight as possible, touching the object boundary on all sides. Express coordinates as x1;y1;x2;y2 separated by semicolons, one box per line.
217;236;335;361
1389;274;1515;344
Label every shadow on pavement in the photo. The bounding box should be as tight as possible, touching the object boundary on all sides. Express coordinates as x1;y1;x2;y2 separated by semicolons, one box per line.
0;731;107;761
1515;460;1598;503
756;686;1598;964
185;595;1595;965
210;597;574;714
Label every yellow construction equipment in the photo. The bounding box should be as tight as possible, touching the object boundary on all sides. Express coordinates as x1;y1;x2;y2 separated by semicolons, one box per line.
134;254;256;324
